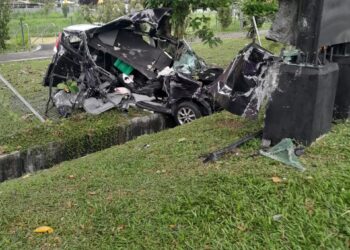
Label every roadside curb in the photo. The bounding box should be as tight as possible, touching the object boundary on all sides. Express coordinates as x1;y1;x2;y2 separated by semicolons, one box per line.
0;113;175;182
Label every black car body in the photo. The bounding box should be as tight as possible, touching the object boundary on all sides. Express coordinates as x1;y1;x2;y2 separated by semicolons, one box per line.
44;8;276;123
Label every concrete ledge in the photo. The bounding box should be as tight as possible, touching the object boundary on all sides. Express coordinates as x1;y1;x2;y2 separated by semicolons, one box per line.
0;113;174;182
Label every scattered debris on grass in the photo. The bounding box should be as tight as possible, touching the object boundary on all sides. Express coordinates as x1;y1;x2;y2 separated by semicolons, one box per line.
271;176;283;183
260;138;305;171
34;226;54;234
202;130;262;163
272;214;283;222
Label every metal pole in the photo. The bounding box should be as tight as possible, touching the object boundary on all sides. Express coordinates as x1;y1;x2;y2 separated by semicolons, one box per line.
24;23;31;51
252;16;262;46
0;73;45;123
20;18;25;48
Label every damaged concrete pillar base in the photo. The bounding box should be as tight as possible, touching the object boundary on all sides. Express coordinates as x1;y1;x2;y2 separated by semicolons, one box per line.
263;63;339;146
331;43;350;120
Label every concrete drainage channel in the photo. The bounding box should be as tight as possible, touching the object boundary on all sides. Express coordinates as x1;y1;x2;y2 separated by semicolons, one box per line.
0;113;175;182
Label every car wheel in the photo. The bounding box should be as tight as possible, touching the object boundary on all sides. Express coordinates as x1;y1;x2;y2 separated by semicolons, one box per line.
174;101;202;125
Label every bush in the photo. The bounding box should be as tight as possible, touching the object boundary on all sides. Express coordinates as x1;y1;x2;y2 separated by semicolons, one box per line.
241;0;278;38
43;1;55;16
62;3;70;18
218;7;233;30
80;0;125;24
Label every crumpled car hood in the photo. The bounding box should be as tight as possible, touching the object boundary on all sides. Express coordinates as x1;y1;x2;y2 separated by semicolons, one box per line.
93;8;172;35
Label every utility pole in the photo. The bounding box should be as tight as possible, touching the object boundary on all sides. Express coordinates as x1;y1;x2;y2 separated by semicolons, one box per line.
20;17;25;48
124;0;129;14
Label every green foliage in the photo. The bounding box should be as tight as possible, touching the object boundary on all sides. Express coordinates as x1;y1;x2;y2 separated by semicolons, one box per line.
0;0;11;49
241;0;277;17
57;81;79;94
145;0;232;47
14;30;29;48
217;6;233;29
241;0;277;38
62;3;70;18
79;0;143;24
43;0;55;16
80;0;126;24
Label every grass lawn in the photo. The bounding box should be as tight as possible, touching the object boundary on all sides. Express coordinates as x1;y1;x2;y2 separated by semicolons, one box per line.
192;37;281;67
4;11;84;53
188;11;271;34
0;37;281;153
0;59;145;153
0;111;349;249
0;35;349;248
9;11;84;38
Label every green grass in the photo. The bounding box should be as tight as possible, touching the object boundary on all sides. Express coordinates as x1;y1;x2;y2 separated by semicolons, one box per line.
9;11;84;38
188;11;271;34
192;37;282;67
0;59;146;153
0;111;349;249
2;11;84;53
0;37;282;153
0;60;47;139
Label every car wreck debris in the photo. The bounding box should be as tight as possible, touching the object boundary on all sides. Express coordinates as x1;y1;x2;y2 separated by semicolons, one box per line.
44;8;283;126
207;44;281;119
203;130;262;164
260;138;305;171
44;8;223;124
44;2;350;151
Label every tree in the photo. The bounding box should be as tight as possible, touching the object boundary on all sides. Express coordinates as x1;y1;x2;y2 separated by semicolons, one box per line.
80;0;126;24
144;0;232;47
43;0;55;15
241;0;277;38
0;0;11;49
62;2;70;18
80;0;143;24
217;6;233;30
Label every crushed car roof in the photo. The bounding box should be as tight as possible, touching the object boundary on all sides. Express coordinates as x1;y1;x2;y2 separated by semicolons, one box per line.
95;8;172;34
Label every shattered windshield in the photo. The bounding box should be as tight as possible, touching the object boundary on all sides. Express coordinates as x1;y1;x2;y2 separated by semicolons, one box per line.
173;42;207;75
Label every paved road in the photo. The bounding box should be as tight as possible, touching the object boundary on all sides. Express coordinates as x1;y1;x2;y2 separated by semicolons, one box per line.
0;44;55;63
0;30;268;63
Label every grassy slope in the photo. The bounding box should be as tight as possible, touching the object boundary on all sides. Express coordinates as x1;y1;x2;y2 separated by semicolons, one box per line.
0;37;349;248
0;60;46;139
0;59;145;152
0;112;349;249
0;37;280;152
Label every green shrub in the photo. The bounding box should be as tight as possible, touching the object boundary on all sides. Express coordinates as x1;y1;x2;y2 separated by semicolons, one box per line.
62;3;70;18
217;7;233;30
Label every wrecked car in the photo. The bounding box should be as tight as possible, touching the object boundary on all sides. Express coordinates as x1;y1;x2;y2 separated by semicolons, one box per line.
44;8;277;125
44;8;224;124
208;43;279;119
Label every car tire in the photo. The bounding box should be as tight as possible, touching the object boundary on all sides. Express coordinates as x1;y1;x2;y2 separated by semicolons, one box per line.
174;101;202;125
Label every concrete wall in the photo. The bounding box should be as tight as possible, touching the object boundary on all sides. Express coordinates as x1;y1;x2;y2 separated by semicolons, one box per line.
0;113;174;182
